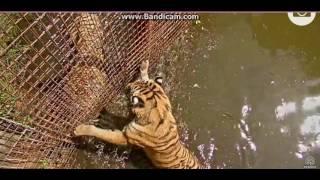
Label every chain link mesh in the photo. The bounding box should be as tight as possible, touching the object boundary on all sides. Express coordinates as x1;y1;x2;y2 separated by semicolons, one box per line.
0;12;191;168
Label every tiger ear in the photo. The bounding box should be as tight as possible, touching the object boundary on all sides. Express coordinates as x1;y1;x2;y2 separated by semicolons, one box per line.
155;76;163;85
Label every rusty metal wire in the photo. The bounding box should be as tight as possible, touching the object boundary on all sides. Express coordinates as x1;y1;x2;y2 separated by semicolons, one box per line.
0;12;191;168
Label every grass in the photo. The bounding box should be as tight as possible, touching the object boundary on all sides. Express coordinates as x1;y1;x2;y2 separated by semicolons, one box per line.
0;79;17;117
0;14;27;71
0;13;32;125
0;79;33;125
39;159;49;169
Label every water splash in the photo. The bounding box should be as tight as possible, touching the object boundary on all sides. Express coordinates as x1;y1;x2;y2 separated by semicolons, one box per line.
274;98;296;121
236;97;257;168
295;115;320;159
197;137;216;169
302;96;320;112
272;96;320;160
300;115;320;136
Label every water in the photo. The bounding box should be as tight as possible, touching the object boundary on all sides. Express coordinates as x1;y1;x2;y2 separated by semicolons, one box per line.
76;13;320;169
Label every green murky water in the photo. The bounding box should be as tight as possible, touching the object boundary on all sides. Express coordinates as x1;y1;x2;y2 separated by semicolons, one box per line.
76;13;320;169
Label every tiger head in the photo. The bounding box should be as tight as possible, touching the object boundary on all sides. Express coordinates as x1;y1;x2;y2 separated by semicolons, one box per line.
126;75;172;124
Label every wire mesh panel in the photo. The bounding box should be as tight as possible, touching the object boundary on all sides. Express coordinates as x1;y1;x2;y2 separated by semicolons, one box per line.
0;12;191;168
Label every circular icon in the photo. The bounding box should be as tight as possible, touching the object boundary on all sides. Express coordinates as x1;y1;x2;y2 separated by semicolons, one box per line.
288;12;316;26
297;12;308;16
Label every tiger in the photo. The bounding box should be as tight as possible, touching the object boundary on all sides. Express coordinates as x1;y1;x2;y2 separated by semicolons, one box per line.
74;60;203;169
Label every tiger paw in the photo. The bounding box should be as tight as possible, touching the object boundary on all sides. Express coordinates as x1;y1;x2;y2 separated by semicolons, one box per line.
74;124;95;136
140;60;149;72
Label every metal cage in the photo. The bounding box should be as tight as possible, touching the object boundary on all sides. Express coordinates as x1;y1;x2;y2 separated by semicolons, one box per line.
0;12;191;168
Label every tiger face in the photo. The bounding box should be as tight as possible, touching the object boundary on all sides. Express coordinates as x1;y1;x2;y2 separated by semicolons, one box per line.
126;76;172;125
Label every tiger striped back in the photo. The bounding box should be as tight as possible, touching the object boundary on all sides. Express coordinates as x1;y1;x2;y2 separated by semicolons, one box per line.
124;75;203;169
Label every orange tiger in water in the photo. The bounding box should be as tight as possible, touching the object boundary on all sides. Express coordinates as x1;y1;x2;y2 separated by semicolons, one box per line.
74;60;203;169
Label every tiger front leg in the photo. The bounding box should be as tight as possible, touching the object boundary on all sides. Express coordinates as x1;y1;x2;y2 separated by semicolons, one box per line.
74;124;128;146
140;60;149;81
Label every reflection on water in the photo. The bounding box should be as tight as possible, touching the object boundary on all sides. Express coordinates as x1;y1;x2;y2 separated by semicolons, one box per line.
197;137;215;169
273;95;320;160
275;99;296;121
173;13;320;168
303;96;320;112
236;98;257;168
300;115;320;136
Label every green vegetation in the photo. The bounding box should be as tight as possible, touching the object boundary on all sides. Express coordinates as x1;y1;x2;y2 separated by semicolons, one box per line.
39;159;49;169
0;13;31;125
0;14;28;70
